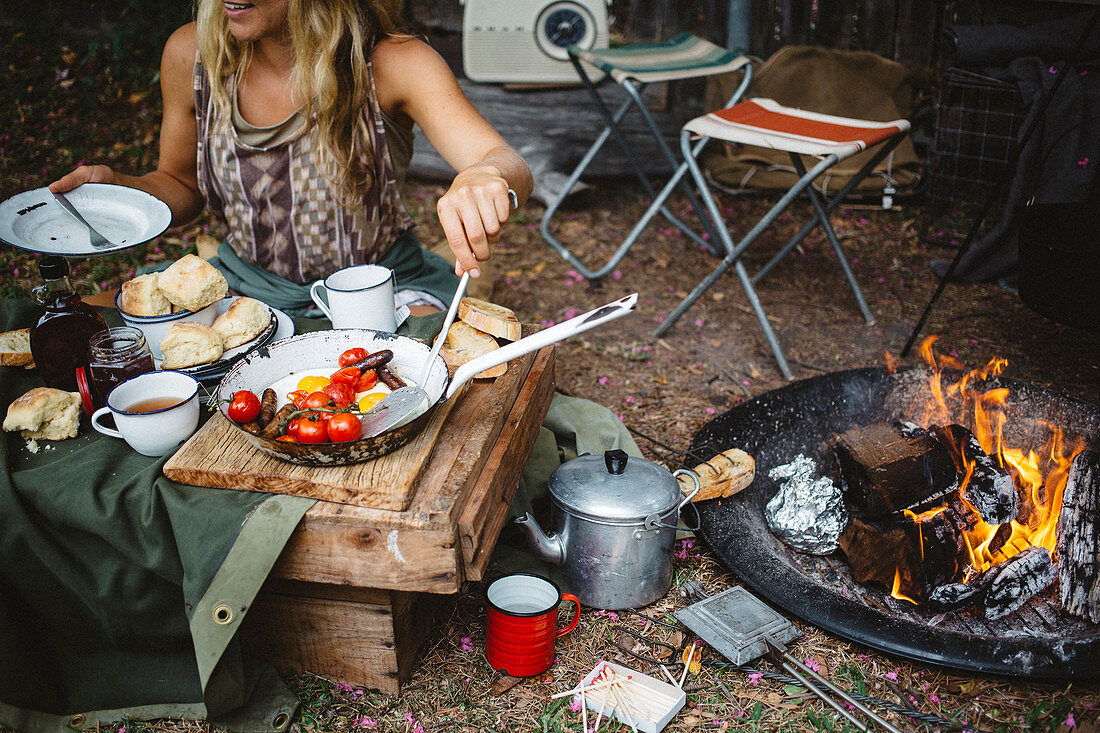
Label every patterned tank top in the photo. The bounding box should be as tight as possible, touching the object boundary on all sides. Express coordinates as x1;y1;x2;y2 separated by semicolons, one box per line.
193;57;415;284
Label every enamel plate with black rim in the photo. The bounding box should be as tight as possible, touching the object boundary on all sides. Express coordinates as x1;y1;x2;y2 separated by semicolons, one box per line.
0;183;172;256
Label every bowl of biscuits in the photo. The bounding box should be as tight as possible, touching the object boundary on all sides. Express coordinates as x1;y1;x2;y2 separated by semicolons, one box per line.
116;255;277;376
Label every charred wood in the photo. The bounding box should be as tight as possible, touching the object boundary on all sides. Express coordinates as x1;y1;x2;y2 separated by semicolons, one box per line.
932;424;1018;526
838;509;969;602
1056;449;1100;623
984;546;1056;620
833;422;960;521
927;570;996;612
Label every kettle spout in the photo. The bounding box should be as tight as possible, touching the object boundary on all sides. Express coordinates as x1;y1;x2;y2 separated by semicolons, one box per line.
513;513;565;565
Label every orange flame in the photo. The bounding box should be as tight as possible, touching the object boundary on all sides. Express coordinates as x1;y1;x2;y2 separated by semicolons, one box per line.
891;567;919;604
898;338;1082;585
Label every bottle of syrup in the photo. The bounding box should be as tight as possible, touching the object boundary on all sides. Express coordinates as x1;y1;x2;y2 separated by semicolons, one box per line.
29;256;108;393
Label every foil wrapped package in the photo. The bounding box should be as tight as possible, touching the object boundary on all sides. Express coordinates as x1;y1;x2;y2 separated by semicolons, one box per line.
765;454;848;555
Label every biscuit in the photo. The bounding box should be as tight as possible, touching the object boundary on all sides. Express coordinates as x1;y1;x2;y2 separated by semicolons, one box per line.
158;255;228;313
159;322;224;368
117;272;173;317
211;297;270;349
3;387;81;440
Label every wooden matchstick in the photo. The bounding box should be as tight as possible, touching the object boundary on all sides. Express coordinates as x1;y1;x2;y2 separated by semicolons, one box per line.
581;686;588;733
678;644;696;689
659;664;680;688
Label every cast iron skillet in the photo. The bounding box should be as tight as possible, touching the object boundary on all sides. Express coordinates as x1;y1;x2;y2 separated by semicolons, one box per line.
216;294;638;466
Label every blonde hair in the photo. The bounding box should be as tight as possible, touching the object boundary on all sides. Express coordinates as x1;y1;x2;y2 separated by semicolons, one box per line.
196;0;405;205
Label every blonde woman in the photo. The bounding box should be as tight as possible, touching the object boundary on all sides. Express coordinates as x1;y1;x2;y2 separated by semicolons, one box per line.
51;0;533;314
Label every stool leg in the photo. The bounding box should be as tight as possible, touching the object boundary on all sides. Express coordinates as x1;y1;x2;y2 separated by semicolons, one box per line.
753;135;907;286
655;133;796;380
788;154;877;325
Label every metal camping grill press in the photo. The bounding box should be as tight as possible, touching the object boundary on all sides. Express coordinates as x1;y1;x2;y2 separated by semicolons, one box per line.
676;580;903;733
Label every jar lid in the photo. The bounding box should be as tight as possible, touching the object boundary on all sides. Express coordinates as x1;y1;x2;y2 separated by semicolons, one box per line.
547;449;680;522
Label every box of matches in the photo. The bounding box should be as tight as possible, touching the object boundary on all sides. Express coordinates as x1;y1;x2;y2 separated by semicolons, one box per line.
575;660;686;733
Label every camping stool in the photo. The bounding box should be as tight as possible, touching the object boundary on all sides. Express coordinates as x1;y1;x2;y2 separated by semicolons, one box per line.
539;33;753;280
654;98;912;380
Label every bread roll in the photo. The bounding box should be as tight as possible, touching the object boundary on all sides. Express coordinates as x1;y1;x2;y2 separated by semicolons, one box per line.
439;321;506;379
159;322;224;368
0;328;33;367
678;448;756;503
3;387;81;440
211;297;270;349
458;297;522;341
158;254;228;313
117;272;172;317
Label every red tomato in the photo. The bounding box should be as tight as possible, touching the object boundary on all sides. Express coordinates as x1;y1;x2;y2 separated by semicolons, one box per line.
287;390;309;408
286;416;304;438
296;416;329;444
339;347;369;367
327;412;362;443
227;390;261;423
322;382;356;408
275;434;298;443
302;391;333;411
330;366;361;386
354;369;379;392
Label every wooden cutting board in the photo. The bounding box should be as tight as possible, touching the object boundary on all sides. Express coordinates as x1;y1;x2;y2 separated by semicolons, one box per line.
164;394;460;512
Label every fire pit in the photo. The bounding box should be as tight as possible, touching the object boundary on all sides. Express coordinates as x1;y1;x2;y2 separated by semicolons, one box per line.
688;365;1100;679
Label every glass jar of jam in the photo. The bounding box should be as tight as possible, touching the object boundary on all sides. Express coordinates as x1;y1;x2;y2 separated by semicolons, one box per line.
29;255;108;392
86;326;156;409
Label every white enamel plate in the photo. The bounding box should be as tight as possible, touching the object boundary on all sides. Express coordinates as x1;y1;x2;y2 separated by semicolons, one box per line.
0;183;172;255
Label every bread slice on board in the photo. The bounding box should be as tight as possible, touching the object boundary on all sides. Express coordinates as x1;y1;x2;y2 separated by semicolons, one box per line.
458;297;522;342
440;322;506;379
0;329;33;367
678;448;755;502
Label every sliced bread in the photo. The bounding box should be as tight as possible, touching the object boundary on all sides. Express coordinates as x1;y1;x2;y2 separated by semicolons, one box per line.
0;328;33;367
458;297;522;342
439;321;506;379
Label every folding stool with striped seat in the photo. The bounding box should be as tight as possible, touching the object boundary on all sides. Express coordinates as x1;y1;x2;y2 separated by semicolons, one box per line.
539;33;753;280
653;98;912;380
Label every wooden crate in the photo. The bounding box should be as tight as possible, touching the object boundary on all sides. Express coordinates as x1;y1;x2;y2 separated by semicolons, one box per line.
236;345;556;691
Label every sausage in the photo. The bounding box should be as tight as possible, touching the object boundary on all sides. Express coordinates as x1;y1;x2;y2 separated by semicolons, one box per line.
378;364;406;390
241;421;261;435
256;388;278;428
348;349;394;371
260;404;297;439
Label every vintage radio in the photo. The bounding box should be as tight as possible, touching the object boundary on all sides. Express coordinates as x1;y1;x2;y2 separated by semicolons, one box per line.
460;0;610;84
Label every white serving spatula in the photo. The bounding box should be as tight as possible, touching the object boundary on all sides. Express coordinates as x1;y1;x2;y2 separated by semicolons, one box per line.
359;292;639;438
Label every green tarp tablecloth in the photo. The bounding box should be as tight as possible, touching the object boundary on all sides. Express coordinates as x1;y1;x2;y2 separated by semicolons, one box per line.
0;300;313;732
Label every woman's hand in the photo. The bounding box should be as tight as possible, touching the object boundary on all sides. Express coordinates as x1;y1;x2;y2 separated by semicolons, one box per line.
48;164;122;193
436;165;514;278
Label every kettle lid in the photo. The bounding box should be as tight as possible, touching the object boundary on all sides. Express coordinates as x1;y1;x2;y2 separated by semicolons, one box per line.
548;449;680;521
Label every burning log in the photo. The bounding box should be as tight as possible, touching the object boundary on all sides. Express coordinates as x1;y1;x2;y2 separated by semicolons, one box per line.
838;506;969;602
1056;449;1100;623
832;422;960;521
984;546;1056;620
931;424;1018;526
927;546;1056;617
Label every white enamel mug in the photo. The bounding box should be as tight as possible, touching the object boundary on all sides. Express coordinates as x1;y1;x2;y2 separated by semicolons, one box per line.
310;264;399;332
91;370;200;456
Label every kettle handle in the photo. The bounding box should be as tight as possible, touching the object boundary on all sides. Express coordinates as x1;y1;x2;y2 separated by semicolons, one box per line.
643;469;701;532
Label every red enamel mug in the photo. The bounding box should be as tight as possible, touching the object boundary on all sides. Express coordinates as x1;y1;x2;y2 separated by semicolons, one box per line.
485;573;581;677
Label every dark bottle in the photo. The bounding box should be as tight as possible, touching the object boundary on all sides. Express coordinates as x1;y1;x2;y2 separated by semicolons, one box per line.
29;256;108;392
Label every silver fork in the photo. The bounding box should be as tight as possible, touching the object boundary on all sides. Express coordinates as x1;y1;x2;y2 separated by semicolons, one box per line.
52;190;113;249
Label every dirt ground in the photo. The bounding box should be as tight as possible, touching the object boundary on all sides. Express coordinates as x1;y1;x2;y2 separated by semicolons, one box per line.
375;177;1100;732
